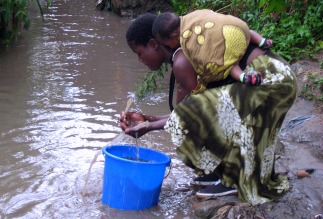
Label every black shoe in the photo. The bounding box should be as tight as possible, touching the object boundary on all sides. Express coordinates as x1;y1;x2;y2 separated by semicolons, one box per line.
190;171;220;186
196;184;238;198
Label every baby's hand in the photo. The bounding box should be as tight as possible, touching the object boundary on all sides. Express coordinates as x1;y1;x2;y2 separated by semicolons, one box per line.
260;39;273;50
241;72;263;86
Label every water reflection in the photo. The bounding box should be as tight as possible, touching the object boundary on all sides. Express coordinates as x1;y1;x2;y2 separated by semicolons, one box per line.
0;0;196;218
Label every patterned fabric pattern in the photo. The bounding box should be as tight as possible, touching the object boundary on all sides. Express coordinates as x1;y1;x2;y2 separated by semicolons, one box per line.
180;9;250;93
164;51;297;205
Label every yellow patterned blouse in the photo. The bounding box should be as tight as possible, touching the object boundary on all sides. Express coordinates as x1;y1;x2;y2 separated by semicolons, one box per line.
180;9;250;93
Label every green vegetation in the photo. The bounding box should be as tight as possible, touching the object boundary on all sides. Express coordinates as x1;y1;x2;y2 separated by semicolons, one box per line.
135;0;322;100
250;0;322;61
0;0;51;46
300;73;323;101
134;64;168;100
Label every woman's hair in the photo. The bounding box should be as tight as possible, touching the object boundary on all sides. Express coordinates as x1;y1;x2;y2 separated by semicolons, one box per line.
152;12;180;40
126;13;157;46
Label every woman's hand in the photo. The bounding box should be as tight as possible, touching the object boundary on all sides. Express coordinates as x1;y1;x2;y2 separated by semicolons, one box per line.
119;111;150;138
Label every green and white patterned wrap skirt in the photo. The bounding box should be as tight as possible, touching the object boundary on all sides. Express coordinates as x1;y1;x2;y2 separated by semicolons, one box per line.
164;51;297;205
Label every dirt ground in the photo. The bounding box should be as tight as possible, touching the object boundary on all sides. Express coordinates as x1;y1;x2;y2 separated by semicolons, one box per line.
192;51;323;219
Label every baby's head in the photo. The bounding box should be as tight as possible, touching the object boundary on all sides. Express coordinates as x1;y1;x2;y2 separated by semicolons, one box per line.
152;12;180;50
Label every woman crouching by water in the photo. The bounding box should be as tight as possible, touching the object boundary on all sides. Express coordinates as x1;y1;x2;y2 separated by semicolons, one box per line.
120;13;297;205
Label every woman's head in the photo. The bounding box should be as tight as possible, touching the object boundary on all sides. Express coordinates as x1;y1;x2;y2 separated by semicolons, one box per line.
126;13;168;71
126;13;156;46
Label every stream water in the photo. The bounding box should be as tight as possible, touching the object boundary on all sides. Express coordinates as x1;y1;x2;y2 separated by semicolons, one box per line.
0;1;195;218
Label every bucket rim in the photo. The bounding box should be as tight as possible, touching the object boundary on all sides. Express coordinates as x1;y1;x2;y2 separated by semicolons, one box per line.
102;144;171;166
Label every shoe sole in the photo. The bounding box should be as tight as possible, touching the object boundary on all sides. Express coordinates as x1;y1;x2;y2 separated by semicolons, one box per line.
189;182;216;186
195;189;238;198
189;179;221;187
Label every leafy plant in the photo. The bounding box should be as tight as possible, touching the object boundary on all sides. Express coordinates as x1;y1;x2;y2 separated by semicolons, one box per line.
237;0;322;62
0;0;52;45
171;0;191;15
134;63;168;99
300;74;323;101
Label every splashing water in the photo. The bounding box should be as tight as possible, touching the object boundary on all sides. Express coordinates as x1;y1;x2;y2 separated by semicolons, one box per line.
81;150;101;196
81;132;128;196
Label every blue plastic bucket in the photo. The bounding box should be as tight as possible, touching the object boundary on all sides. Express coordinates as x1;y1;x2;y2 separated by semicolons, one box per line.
102;144;171;210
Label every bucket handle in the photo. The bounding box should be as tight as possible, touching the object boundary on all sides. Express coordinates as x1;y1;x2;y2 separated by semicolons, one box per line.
164;162;172;179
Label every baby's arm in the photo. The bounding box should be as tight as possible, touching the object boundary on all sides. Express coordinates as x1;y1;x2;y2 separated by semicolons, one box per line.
250;30;273;49
230;64;263;86
230;65;243;81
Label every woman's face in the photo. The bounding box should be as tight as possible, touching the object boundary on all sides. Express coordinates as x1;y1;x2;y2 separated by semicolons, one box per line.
128;39;165;71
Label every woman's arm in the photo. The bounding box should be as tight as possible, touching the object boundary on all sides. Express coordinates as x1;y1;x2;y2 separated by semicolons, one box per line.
143;114;170;132
172;50;198;104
